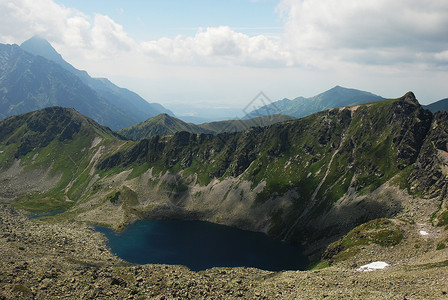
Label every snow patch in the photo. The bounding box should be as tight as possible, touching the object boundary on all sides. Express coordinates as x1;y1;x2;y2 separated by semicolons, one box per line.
356;261;389;271
419;230;429;236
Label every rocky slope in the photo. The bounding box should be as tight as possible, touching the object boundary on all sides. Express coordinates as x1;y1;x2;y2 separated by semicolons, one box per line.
0;106;122;211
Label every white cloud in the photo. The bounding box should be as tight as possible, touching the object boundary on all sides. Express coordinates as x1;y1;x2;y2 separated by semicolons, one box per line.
140;26;293;67
0;0;135;58
278;0;448;67
0;0;71;43
91;14;136;54
0;0;290;67
4;0;446;69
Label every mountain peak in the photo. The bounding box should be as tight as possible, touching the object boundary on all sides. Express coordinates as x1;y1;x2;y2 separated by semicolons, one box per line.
399;91;419;106
20;36;65;65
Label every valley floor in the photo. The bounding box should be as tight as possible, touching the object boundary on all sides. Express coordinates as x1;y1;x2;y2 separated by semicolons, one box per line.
1;205;447;299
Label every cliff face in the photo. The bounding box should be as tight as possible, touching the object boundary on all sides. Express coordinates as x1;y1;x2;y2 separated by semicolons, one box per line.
409;111;448;197
1;92;446;250
408;110;448;226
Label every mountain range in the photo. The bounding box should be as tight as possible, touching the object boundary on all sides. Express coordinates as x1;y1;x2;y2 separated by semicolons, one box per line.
2;92;447;252
424;98;448;113
244;85;385;119
2;89;448;297
0;36;172;130
117;113;295;140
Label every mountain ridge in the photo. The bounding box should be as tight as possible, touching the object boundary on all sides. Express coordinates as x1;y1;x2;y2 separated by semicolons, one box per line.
20;36;174;124
244;85;385;119
0;43;133;129
118;113;295;140
0;37;173;130
424;97;448;113
118;113;214;140
2;92;442;242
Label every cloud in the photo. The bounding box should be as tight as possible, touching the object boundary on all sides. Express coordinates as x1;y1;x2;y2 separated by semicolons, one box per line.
0;0;290;67
5;0;446;70
91;14;136;54
140;26;293;67
278;0;448;68
0;0;135;58
0;0;71;43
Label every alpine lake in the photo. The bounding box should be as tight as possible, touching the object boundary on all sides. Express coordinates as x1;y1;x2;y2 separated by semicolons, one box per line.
95;220;309;272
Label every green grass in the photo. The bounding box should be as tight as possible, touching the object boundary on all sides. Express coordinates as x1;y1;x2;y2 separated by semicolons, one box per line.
408;259;448;270
436;210;448;226
15;192;71;213
309;260;329;270
321;218;403;264
127;162;150;180
12;284;33;297
10;130;121;213
437;242;446;250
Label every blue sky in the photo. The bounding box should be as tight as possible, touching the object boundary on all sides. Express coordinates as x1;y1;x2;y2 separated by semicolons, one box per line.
56;0;282;40
1;0;448;119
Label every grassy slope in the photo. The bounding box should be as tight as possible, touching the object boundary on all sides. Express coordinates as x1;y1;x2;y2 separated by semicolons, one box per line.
0;107;120;212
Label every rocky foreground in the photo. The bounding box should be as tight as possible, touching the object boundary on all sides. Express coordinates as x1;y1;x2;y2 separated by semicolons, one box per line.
1;205;448;299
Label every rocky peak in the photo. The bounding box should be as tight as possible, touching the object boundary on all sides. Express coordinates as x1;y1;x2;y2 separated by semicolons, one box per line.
399;91;420;106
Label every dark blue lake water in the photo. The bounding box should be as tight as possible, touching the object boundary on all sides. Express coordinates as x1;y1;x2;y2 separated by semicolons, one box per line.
95;220;309;272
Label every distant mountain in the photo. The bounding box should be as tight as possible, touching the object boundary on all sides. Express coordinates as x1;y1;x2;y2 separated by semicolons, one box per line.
0;43;136;129
244;86;385;119
424;98;448;113
177;115;216;124
198;114;295;133
16;36;173;128
118;113;214;140
118;113;295;140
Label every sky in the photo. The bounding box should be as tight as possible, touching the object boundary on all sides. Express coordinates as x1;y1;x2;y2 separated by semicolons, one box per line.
1;0;448;119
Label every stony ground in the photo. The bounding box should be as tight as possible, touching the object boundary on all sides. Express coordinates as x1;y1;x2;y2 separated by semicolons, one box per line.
1;205;448;299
